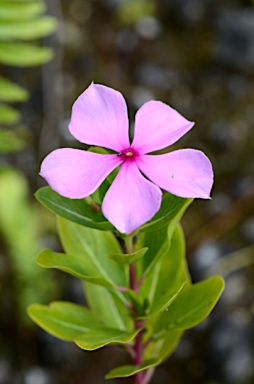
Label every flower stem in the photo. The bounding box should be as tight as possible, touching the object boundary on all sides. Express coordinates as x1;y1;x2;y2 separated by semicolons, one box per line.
125;236;145;384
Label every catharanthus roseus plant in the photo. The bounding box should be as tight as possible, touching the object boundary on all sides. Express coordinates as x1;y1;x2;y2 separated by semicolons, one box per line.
28;83;224;384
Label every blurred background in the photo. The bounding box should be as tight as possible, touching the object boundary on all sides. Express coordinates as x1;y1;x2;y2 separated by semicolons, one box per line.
0;0;254;383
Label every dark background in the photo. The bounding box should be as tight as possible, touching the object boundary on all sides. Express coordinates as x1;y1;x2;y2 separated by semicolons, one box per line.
0;0;254;383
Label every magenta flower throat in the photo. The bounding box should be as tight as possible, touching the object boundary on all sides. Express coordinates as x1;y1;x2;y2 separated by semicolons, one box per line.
40;83;213;234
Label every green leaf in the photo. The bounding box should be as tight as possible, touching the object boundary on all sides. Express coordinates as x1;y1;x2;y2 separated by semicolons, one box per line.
37;248;116;288
0;42;53;66
28;301;103;341
109;247;148;265
0;129;26;153
0;103;20;124
0;17;57;40
0;77;29;102
140;225;190;309
144;281;186;318
154;276;225;337
139;193;192;233
144;330;182;362
75;328;140;351
0;1;45;21
35;187;113;231
57;217;127;287
105;359;160;379
57;218;132;330
84;283;132;331
137;225;169;279
127;289;146;315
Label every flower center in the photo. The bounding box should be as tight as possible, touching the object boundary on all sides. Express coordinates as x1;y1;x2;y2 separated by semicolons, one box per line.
118;148;137;162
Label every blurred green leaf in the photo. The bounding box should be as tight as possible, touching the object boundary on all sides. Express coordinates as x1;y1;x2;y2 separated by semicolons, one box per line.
105;359;160;379
154;276;225;337
117;0;156;25
35;187;113;231
0;42;53;66
0;129;26;152
0;1;45;21
109;247;148;265
0;76;29;102
0;17;57;40
0;103;20;124
28;301;103;341
75;328;140;351
37;248;116;288
0;169;58;322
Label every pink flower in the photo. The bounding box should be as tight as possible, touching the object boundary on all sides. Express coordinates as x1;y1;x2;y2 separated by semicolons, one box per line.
40;83;213;234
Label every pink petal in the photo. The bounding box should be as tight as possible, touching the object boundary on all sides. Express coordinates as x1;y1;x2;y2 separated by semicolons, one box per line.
136;149;214;199
102;162;162;234
69;83;130;152
132;101;194;154
40;148;122;199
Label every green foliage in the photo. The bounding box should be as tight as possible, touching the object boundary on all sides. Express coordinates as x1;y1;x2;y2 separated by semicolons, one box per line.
30;185;225;380
0;0;57;151
0;41;53;66
116;0;156;26
75;328;140;351
0;168;58;322
35;187;114;231
140;193;193;233
84;283;132;331
109;247;148;264
144;281;185;318
0;129;27;152
0;103;20;124
57;218;132;331
57;217;127;289
137;194;193;278
154;276;225;337
0;1;45;21
37;248;118;288
0;18;57;40
144;330;182;363
0;76;29;102
28;301;103;341
105;359;160;379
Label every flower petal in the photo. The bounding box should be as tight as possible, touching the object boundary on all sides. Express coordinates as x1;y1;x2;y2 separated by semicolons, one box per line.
136;149;214;198
69;83;130;152
132;101;194;154
102;162;162;234
40;148;122;199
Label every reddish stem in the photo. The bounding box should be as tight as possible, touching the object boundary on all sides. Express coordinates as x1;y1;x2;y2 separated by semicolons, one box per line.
126;238;145;384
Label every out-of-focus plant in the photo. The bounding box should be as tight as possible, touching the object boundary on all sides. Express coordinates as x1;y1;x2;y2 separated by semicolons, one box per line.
0;0;57;152
116;0;156;25
0;167;58;323
0;0;58;323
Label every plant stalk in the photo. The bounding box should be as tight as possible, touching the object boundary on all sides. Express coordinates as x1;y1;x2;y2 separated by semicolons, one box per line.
125;236;145;384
